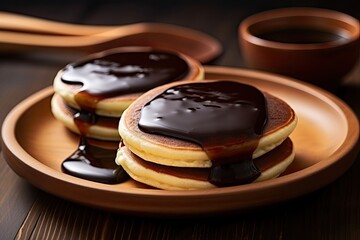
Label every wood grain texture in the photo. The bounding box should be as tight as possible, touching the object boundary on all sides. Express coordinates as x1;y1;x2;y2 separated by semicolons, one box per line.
0;1;359;240
0;154;39;240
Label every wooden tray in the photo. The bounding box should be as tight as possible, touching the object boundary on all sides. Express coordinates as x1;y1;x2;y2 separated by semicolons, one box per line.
2;66;359;216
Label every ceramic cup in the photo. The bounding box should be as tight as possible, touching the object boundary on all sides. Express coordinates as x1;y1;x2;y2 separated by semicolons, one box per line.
239;7;360;89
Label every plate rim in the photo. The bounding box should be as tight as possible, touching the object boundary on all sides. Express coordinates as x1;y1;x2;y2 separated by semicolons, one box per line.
2;66;359;214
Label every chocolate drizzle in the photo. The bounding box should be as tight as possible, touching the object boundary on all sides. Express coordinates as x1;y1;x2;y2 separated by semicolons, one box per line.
138;81;268;186
61;51;189;111
60;104;131;184
62;137;127;184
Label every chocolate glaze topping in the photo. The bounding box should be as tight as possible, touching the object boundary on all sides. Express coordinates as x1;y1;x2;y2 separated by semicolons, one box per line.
62;137;128;184
138;81;268;186
61;51;190;111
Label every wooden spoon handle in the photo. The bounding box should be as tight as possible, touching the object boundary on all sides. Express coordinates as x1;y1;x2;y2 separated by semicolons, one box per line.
0;31;106;53
0;22;222;63
0;11;114;35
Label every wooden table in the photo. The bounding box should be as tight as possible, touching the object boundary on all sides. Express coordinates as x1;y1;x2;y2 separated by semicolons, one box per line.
1;2;359;239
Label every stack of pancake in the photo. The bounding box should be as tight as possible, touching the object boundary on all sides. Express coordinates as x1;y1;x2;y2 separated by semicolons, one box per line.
51;47;204;141
116;80;297;190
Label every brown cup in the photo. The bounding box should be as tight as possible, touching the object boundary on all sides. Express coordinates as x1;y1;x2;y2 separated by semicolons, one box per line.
239;7;360;89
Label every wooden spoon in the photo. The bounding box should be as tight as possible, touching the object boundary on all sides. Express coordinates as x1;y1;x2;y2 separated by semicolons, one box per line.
0;12;222;63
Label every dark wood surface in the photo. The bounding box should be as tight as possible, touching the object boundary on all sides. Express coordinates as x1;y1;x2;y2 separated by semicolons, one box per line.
0;1;359;239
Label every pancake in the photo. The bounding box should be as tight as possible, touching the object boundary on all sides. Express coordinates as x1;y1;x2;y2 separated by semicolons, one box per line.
117;138;295;190
118;80;297;168
51;94;120;141
53;46;204;118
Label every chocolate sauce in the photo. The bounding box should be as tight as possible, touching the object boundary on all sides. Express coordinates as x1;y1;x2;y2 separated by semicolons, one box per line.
138;81;268;186
62;137;128;184
71;109;118;134
61;109;128;184
73;110;97;135
61;100;127;184
61;51;189;111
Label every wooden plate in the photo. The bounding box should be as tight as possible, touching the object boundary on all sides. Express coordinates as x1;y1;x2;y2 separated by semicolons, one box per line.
2;66;359;216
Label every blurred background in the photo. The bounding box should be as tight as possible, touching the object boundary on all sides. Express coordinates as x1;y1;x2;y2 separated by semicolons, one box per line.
0;0;359;115
0;0;359;67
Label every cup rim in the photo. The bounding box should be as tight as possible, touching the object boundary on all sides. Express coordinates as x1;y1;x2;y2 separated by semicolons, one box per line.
239;7;360;50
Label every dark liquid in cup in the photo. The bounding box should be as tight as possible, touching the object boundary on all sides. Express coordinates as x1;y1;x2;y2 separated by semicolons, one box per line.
257;28;346;44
